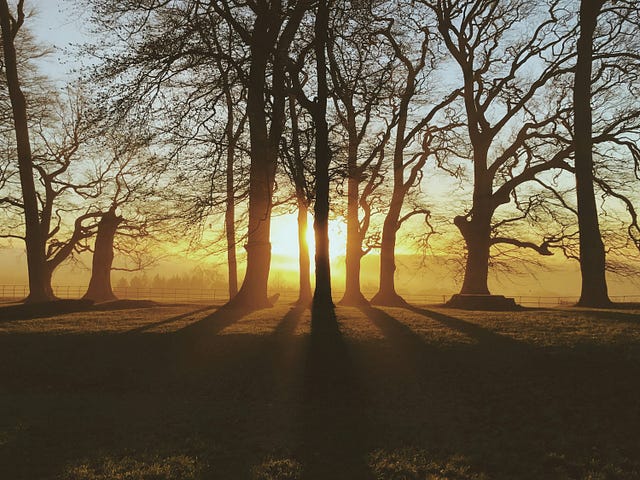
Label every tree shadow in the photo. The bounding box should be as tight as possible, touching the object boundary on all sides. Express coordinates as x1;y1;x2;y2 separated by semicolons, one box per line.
174;303;250;339
124;305;218;334
406;305;529;352
299;303;370;480
358;305;430;364
0;299;95;322
0;299;165;323
570;307;640;324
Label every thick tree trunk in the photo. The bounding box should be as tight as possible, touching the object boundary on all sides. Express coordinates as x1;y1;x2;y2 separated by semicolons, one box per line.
371;197;406;306
574;0;610;307
226;19;274;310
340;145;368;306
456;215;492;295
0;2;52;303
83;209;122;303
296;197;312;305
456;135;494;296
313;0;333;309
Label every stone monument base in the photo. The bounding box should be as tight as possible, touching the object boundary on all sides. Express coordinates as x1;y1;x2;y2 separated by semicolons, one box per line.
445;294;519;311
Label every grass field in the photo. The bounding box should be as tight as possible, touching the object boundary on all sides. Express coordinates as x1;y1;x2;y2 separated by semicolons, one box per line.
1;300;639;479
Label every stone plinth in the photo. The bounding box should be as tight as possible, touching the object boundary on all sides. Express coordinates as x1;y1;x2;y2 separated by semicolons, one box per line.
445;294;520;311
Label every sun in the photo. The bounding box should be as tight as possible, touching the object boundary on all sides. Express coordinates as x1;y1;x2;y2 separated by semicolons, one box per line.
270;213;346;263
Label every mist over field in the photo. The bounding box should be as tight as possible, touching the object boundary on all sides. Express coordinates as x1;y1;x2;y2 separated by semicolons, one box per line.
3;245;640;300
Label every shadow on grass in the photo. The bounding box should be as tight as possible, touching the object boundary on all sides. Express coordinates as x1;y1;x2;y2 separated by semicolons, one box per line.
0;299;163;322
175;303;250;338
300;303;370;480
0;299;95;322
2;302;640;479
572;306;640;324
406;305;528;351
124;305;219;334
358;305;430;362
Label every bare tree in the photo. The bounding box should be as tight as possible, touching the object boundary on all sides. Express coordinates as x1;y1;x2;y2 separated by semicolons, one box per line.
83;1;256;303
327;1;397;306
571;0;640;306
371;1;460;306
82;130;167;303
420;0;578;305
0;0;51;302
312;0;333;308
281;89;314;305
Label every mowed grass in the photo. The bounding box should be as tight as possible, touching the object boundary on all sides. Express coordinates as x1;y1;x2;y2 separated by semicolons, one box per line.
1;301;639;479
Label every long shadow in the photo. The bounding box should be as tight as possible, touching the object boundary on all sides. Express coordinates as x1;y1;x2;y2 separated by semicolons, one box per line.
359;305;431;364
300;303;370;480
0;299;164;323
572;307;640;324
406;305;529;351
0;299;95;322
174;303;249;339
124;305;218;334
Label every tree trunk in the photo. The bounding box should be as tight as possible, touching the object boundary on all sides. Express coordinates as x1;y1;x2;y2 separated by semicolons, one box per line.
312;0;333;309
340;140;368;306
371;75;415;307
0;1;52;303
371;197;406;306
456;133;494;295
574;0;610;307
456;215;492;295
83;209;122;303
225;96;238;300
296;196;312;305
226;18;274;310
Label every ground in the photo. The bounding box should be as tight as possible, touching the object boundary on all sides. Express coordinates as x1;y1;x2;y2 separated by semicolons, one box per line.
0;300;639;479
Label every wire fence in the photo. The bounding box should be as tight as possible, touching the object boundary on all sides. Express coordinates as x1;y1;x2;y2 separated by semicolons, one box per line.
1;284;640;308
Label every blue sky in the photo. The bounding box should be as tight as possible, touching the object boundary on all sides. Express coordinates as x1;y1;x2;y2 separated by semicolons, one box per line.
29;0;89;82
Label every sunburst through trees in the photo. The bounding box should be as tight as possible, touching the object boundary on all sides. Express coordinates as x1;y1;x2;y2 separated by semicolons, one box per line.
0;0;639;309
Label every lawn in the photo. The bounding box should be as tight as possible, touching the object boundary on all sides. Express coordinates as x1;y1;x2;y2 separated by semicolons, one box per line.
0;300;639;479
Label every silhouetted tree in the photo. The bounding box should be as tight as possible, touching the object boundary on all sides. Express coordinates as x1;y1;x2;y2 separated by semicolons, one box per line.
371;1;459;306
327;2;397;306
312;0;333;308
211;0;310;309
573;0;610;307
0;0;51;302
84;1;254;303
423;0;577;300
83;206;121;302
281;90;314;305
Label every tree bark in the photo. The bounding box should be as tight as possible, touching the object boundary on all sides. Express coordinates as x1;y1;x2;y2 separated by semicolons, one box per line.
574;0;610;307
456;156;494;296
83;209;122;303
456;215;492;295
0;1;52;303
312;0;333;309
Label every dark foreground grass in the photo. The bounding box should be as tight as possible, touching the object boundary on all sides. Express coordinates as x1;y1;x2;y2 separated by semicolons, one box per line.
1;300;639;479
